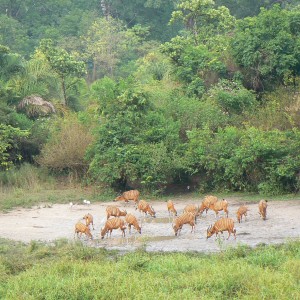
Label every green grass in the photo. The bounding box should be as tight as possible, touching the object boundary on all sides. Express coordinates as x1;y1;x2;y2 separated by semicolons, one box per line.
0;186;99;211
0;239;299;299
0;164;117;211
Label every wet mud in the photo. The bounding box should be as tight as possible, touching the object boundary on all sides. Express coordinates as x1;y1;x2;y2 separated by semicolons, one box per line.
0;198;299;253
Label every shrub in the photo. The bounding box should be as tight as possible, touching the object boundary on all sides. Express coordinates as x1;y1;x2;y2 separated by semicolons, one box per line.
36;115;93;179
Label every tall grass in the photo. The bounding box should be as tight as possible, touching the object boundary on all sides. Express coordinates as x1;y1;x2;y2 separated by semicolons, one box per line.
0;163;52;191
0;164;109;211
0;239;299;299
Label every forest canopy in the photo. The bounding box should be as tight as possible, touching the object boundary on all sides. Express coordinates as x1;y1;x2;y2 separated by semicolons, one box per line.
1;0;300;195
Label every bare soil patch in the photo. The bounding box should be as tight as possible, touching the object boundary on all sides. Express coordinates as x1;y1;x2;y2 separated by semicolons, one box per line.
1;198;299;253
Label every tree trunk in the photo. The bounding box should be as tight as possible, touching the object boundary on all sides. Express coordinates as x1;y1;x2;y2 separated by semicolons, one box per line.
61;76;67;106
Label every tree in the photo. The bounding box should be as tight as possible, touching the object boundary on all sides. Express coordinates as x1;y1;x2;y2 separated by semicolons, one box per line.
0;14;31;56
160;37;226;96
86;86;181;190
0;124;29;170
170;0;236;47
231;5;300;91
82;17;149;81
38;39;86;106
101;0;180;42
0;45;24;82
216;0;291;19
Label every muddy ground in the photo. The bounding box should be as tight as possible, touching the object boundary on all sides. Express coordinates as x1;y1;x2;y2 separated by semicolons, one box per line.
0;198;299;253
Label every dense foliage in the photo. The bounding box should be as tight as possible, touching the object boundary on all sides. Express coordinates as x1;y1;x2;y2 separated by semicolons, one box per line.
1;0;300;194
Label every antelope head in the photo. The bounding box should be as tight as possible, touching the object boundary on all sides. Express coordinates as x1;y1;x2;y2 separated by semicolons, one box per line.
207;225;213;239
150;206;156;218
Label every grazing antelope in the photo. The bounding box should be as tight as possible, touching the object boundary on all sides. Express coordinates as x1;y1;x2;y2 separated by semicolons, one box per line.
125;213;142;234
209;199;229;218
83;213;94;230
137;200;156;217
183;204;200;217
106;205;127;220
100;217;127;239
74;222;93;240
258;200;268;220
167;200;177;216
173;212;196;236
236;206;249;223
199;195;218;214
114;190;140;204
207;218;236;240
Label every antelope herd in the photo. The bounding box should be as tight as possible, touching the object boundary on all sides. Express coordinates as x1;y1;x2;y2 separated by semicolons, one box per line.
74;189;269;243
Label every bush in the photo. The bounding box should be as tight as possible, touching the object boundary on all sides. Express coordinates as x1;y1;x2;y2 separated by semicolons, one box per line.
36;115;93;179
185;126;300;194
208;79;257;115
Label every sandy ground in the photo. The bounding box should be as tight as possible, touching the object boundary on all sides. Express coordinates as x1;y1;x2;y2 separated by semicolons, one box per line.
0;198;299;253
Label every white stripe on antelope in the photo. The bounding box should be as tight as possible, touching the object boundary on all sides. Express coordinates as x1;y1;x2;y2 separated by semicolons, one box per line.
236;206;249;223
106;205;127;220
209;199;229;218
167;200;177;216
83;213;94;230
207;218;236;240
74;222;93;240
173;212;196;236
183;204;200;218
199;195;218;214
137;200;156;217
258;200;268;220
100;217;127;239
114;190;140;204
125;213;141;234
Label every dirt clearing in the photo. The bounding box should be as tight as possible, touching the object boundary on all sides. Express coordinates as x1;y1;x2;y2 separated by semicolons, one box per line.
1;198;299;253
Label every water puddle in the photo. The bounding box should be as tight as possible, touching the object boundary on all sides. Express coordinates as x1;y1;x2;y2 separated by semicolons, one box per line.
238;232;251;236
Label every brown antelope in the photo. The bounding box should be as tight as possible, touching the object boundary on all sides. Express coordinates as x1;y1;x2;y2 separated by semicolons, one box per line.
83;213;94;230
114;190;140;204
173;212;196;236
209;199;229;218
137;200;156;217
207;218;236;240
106;205;127;220
167;200;177;216
199;195;218;214
125;213;142;234
74;222;93;240
258;200;268;220
183;204;200;218
100;217;127;239
236;206;249;223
